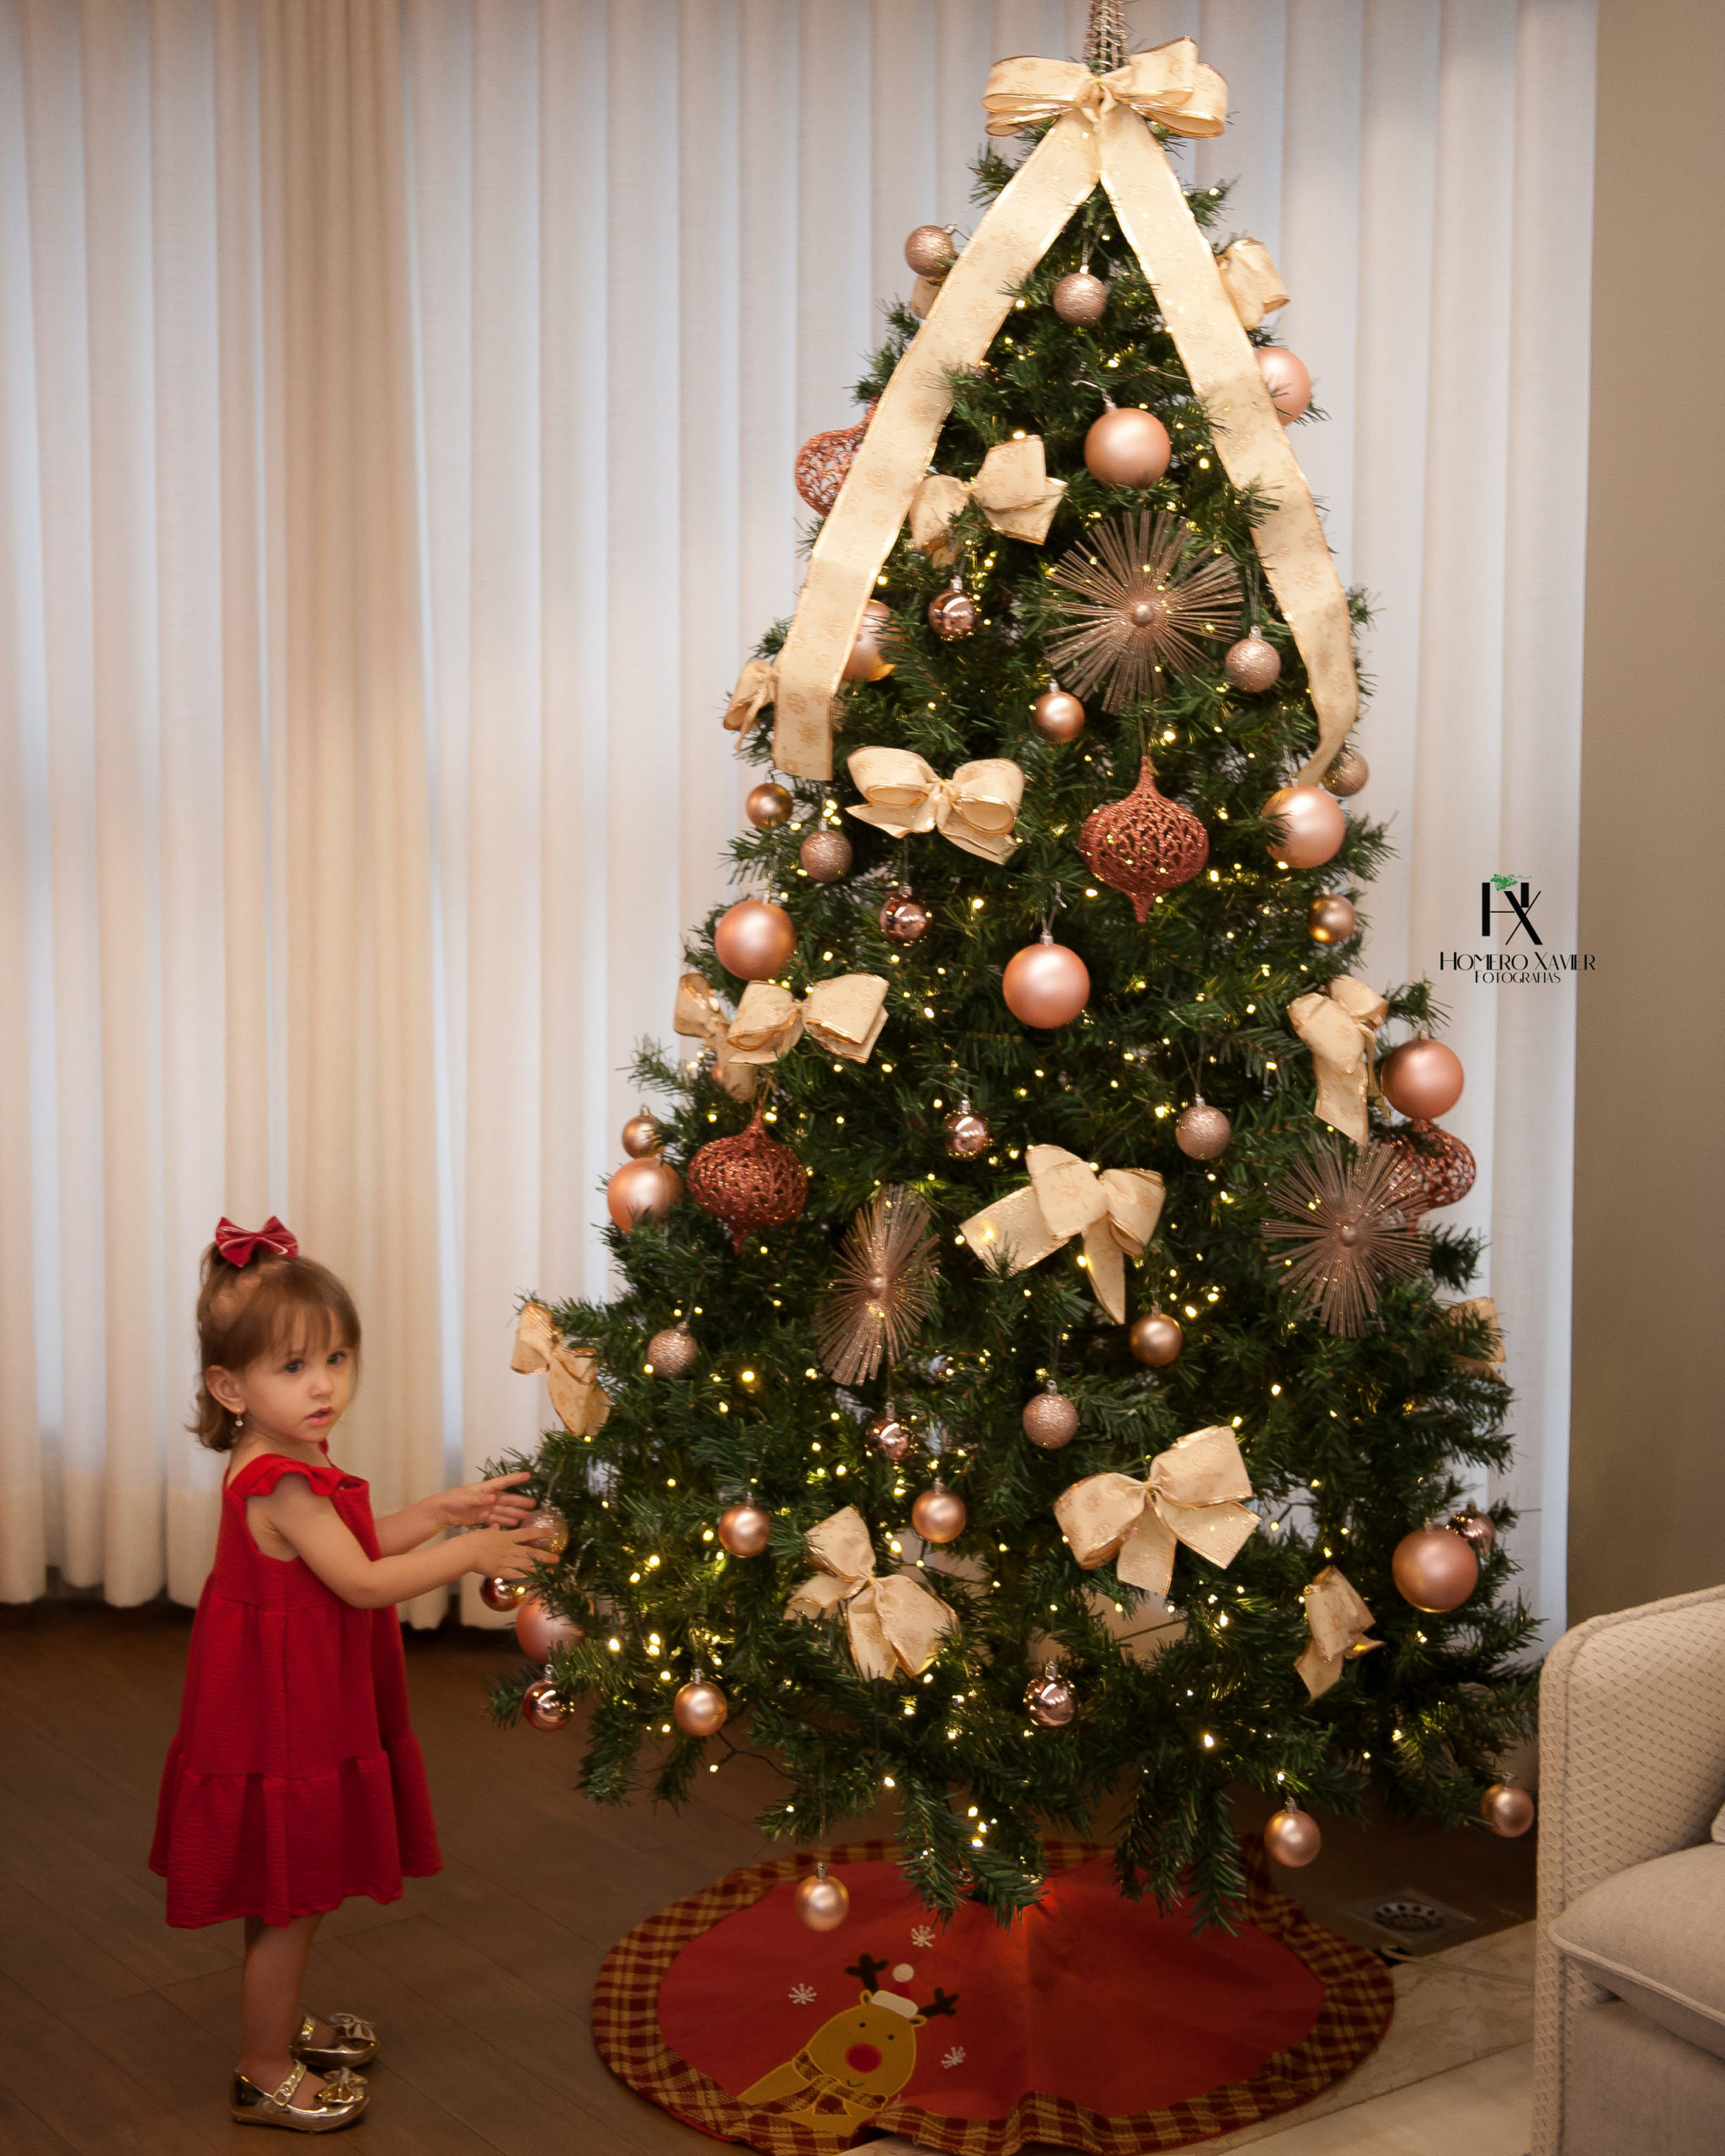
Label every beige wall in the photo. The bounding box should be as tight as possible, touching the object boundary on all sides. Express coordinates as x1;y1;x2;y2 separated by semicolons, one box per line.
1570;0;1725;1621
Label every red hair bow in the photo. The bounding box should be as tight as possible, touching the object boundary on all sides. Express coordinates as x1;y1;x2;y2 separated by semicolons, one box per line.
213;1216;299;1267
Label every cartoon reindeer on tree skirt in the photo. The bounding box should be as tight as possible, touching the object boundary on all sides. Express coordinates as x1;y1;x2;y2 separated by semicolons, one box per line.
740;1953;959;2136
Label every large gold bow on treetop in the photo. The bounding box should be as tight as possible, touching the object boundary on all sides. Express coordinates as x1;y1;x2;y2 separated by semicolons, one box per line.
1286;974;1389;1145
767;38;1356;786
785;1504;957;1680
845;747;1024;864
909;435;1067;566
1297;1564;1381;1699
1054;1427;1258;1599
726;974;889;1066
674;973;759;1102
959;1145;1165;1324
510;1301;611;1437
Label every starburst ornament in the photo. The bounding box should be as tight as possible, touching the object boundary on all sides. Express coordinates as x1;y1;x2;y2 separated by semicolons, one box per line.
1047;512;1241;711
816;1186;937;1385
1263;1142;1429;1337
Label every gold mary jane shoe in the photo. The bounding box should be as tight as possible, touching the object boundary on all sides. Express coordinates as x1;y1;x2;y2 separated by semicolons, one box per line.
291;2010;380;2071
231;2062;369;2132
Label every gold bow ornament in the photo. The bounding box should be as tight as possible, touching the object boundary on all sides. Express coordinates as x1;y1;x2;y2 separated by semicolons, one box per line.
1448;1295;1507;1380
846;746;1023;865
1287;974;1389;1145
1297;1565;1380;1699
908;436;1068;566
1216;237;1290;332
673;973;760;1102
1054;1426;1258;1598
959;1145;1163;1324
510;1301;611;1438
766;38;1355;785
785;1504;956;1679
726;974;889;1067
722;656;777;745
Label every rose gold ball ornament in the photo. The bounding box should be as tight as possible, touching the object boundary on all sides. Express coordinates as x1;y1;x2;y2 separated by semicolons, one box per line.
718;1499;772;1557
799;829;852;883
1380;1039;1466;1121
1263;1801;1322;1868
1175;1099;1232;1161
864;1407;916;1467
879;887;930;943
1481;1778;1536;1838
1450;1505;1498;1558
1382;1118;1477;1214
1256;347;1312;423
1323;744;1370;797
1002;935;1091;1028
927;580;979;640
1083;404;1173;488
1391;1525;1481;1613
1130;1309;1183;1368
1052;270;1110;324
479;1573;530;1613
1265;785;1347;870
713;899;797;982
1025;1663;1076;1729
606;1155;681;1231
745;781;793;830
942;1102;991;1159
794;1863;851;1932
686;1105;809;1251
842;599;897;683
521;1675;572;1732
521;1504;570;1560
904;225;958;277
1031;684;1087;744
1223;625;1282;693
672;1676;729;1738
1080;757;1210;920
646;1322;699;1378
621;1110;663;1158
1022;1384;1080;1450
1307;894;1359;945
515;1595;584;1662
911;1483;967;1545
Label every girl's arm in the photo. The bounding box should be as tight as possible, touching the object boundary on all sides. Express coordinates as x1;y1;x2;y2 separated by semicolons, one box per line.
372;1470;537;1557
253;1475;549;1611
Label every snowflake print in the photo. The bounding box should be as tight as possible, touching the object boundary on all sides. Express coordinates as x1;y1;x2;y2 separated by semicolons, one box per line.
788;1983;816;2006
943;2045;966;2070
911;1925;936;1948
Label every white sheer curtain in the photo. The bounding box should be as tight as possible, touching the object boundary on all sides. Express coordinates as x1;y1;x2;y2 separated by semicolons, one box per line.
0;0;1593;1639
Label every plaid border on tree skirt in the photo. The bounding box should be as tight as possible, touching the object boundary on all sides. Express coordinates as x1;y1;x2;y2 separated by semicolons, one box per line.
592;1837;1393;2156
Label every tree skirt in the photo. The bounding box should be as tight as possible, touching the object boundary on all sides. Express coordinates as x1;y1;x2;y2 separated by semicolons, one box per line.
593;1838;1392;2154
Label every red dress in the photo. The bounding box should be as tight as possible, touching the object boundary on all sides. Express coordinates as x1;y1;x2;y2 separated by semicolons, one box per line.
150;1450;442;1927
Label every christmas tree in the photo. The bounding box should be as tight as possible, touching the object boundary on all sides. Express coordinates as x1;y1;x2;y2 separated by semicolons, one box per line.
489;27;1536;1933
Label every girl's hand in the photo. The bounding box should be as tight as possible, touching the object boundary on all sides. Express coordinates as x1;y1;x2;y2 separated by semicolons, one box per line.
465;1520;556;1581
434;1471;537;1531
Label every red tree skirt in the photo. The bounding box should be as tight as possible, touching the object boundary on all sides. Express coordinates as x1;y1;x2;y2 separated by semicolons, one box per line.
593;1838;1392;2154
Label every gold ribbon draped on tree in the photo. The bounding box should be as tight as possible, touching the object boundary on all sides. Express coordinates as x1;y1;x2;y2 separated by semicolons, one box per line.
959;1145;1165;1325
785;1505;956;1680
1287;975;1388;1144
1297;1565;1380;1699
846;748;1024;863
510;1301;611;1438
768;39;1357;784
726;974;889;1066
723;657;778;746
1054;1427;1258;1598
909;435;1067;565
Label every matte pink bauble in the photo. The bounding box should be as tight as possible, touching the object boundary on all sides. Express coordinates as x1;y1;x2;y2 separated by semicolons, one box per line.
1380;1038;1466;1120
794;1867;850;1931
1083;406;1172;487
1256;347;1312;423
606;1155;681;1230
1307;894;1359;945
842;599;896;682
621;1111;663;1158
713;899;797;980
911;1486;967;1545
745;782;793;829
672;1678;729;1737
1263;1805;1322;1867
515;1595;584;1662
1032;687;1087;744
1481;1780;1536;1838
718;1500;772;1556
1002;939;1090;1027
1391;1525;1480;1613
1129;1310;1183;1367
1265;785;1346;869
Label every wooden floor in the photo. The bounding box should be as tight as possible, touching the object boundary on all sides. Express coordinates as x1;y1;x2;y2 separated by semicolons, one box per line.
0;1598;1535;2155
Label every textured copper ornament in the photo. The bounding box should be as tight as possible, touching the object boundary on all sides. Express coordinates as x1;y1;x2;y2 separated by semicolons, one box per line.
1175;1099;1231;1160
863;1407;916;1466
911;1484;967;1545
1263;1803;1322;1867
1323;744;1370;797
942;1103;991;1158
794;1865;850;1931
1049;511;1240;707
816;1187;937;1386
1022;1384;1079;1449
646;1322;699;1377
1264;1141;1429;1337
799;829;852;882
521;1676;571;1731
903;226;957;276
927;582;979;639
794;401;877;515
718;1500;772;1557
1025;1663;1076;1728
1052;270;1109;323
686;1106;809;1251
879;888;930;943
1223;624;1282;692
521;1504;570;1559
1381;1118;1477;1214
1079;756;1209;921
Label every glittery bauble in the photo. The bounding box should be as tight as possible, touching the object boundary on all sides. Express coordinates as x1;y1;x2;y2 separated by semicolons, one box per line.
1052;270;1109;323
1022;1386;1079;1449
621;1111;663;1158
1380;1039;1465;1121
718;1501;772;1557
1382;1118;1477;1214
521;1504;570;1559
672;1679;729;1737
1001;939;1090;1027
1025;1668;1076;1728
686;1106;809;1251
794;1867;850;1931
646;1322;699;1377
1079;757;1209;922
842;599;896;682
521;1677;571;1731
1263;1805;1322;1867
1323;744;1369;797
795;403;875;515
1480;1780;1536;1838
1129;1310;1183;1367
1307;894;1359;945
745;782;793;829
927;585;979;639
1223;626;1282;692
864;1409;915;1466
1450;1504;1498;1558
1265;785;1346;869
1256;346;1312;423
904;224;957;276
606;1155;681;1230
479;1573;530;1613
515;1594;583;1662
942;1106;991;1158
1083;406;1172;487
1391;1525;1480;1613
879;888;930;942
1031;687;1087;743
911;1485;967;1545
1175;1100;1232;1161
799;829;852;882
713;899;797;981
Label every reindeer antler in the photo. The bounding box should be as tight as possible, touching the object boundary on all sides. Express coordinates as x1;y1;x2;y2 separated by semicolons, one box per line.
921;1986;959;2020
845;1951;891;1990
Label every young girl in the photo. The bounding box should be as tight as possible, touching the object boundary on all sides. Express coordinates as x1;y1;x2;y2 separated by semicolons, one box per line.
150;1217;550;2132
